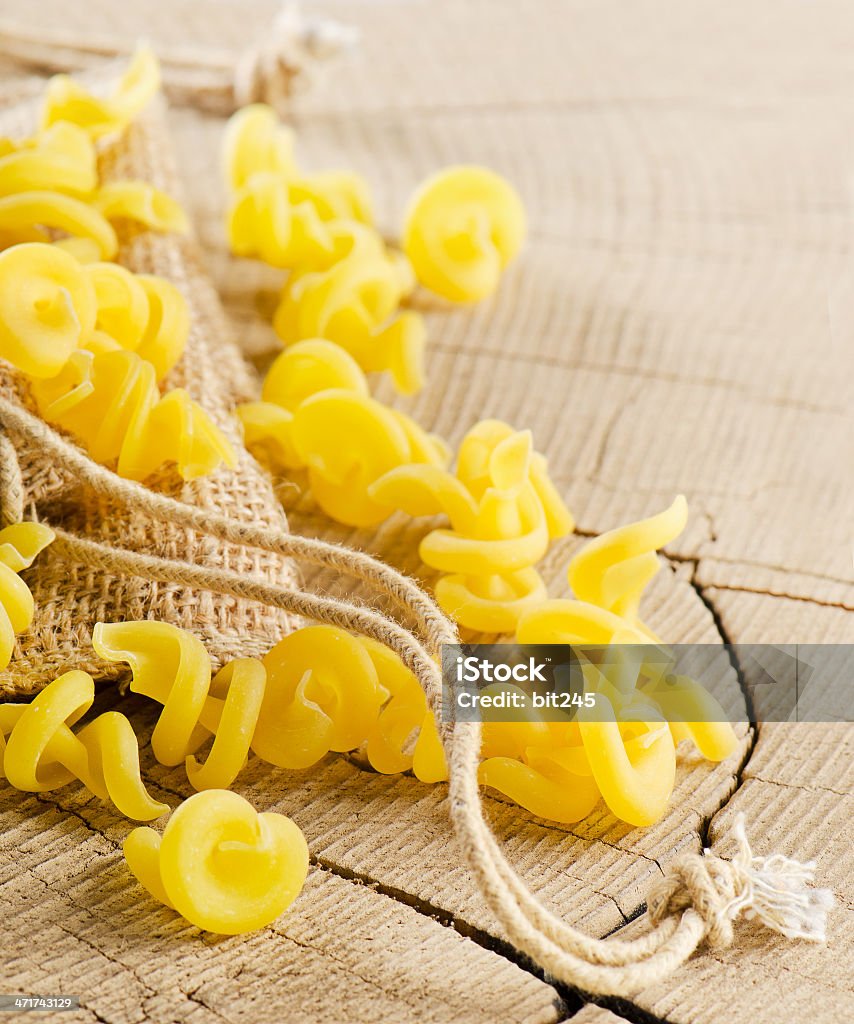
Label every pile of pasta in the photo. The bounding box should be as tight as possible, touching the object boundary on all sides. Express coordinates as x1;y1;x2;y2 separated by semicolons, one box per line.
225;104;567;633
0;49;235;481
0;54;741;938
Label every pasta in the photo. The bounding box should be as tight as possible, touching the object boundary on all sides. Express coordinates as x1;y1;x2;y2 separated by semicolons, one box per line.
0;121;96;197
239;340;447;524
370;419;573;631
0;669;167;820
0;243;95;377
94;181;189;235
41;46;161;140
91;620;437;781
223;103;298;191
402;165;527;302
85;261;150;353
567;494;689;641
0;192;118;260
124;789;308;934
273;253;426;394
31;349;236;481
82;266;190;381
494;498;740;825
0;522;54;670
361;637;447;782
135;274;191;381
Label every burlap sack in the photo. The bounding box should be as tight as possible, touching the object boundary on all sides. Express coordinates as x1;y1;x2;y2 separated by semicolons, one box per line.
0;86;299;696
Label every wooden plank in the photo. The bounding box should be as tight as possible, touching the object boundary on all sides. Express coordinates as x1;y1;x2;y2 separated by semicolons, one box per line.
0;0;852;1019
0;785;564;1024
614;594;852;1024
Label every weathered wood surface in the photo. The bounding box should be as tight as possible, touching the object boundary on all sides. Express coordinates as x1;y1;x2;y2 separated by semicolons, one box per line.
0;1;852;1022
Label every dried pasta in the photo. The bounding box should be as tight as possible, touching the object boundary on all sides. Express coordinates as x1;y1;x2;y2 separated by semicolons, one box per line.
223;103;298;191
41;46;161;140
0;523;54;669
494;498;740;825
0;121;96;197
273;253;426;394
0;669;167;820
370;419;573;631
124;789;308;934
0;242;95;377
239;340;447;525
0;191;118;260
31;349;236;481
94;181;189;235
91;620;441;782
402;165;527;302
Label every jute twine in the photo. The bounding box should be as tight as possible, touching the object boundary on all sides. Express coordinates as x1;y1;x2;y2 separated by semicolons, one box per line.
0;393;834;997
0;37;833;1001
0;1;357;114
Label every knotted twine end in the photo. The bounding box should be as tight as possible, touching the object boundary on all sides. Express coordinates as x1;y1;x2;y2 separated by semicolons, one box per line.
234;1;360;109
648;812;835;949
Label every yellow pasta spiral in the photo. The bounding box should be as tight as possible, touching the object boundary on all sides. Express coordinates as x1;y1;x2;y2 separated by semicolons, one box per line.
567;495;688;641
94;181;189;235
370;419;573;631
0;669;167;821
82;266;189;380
31;349;236;481
0;122;96;197
41;46;161;140
0;242;96;377
402;165;527;302
0;192;117;259
273;252;425;394
239;340;447;525
0;522;54;669
124;789;308;934
223;103;298;191
91;620;448;787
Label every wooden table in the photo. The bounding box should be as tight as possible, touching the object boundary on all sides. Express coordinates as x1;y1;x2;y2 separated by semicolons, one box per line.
0;1;852;1021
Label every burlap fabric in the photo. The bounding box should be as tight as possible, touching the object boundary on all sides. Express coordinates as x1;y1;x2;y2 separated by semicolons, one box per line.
0;87;299;696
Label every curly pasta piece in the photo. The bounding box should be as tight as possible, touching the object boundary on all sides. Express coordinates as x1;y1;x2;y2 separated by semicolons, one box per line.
0;669;167;820
124;790;308;934
274;254;425;393
371;420;572;631
93;621;390;780
85;261;150;352
288;390;447;526
567;495;689;641
0;122;96;197
0;242;96;377
0;522;54;669
294;171;373;226
402;165;526;302
0;191;117;259
41;46;161;140
361;638;446;781
31;349;235;481
135;275;191;381
223;103;298;191
94;181;189;234
263;338;369;409
226;171;300;267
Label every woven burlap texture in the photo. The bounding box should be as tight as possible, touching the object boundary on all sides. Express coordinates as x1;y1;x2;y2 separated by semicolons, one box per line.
0;88;299;696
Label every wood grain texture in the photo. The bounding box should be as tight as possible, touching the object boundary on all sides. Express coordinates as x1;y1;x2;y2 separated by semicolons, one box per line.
0;0;852;1021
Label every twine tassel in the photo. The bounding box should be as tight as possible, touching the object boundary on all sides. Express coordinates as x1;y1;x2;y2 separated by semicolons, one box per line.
725;814;836;943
